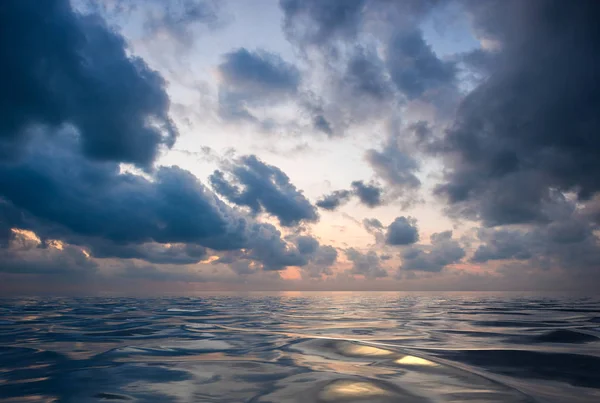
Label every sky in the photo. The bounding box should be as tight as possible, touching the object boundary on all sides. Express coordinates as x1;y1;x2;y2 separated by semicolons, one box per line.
1;0;600;294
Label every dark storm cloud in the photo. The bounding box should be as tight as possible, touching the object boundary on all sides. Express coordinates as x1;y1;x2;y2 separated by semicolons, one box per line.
386;29;456;99
435;0;600;226
0;134;224;245
351;181;383;208
400;231;465;272
86;241;208;265
210;155;318;227
0;132;309;271
459;48;499;80
471;211;600;273
345;248;387;278
217;48;300;122
0;200;25;247
0;0;177;168
316;190;352;211
385;217;419;246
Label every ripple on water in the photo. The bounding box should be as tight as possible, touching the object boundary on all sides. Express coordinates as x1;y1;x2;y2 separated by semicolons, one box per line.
318;379;423;402
0;294;599;402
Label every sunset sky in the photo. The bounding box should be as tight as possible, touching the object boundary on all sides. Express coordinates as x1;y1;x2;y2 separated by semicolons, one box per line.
1;0;599;293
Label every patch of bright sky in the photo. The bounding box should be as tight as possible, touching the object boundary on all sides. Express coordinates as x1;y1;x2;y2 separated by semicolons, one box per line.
419;1;480;58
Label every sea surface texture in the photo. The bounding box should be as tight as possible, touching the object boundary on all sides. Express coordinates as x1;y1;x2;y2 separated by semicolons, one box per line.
1;292;599;402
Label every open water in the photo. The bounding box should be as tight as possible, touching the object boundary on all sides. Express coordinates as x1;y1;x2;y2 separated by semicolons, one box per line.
1;292;599;402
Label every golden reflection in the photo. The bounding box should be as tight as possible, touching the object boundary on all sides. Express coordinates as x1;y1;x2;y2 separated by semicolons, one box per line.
290;352;397;376
337;342;394;357
395;355;437;366
320;380;393;401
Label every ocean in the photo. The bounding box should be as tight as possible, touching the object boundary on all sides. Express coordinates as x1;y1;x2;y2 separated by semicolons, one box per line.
1;292;599;402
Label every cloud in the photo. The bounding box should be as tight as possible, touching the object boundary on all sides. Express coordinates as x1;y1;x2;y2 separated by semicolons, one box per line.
295;235;320;255
345;248;387;278
278;0;450;134
434;0;600;226
81;0;223;46
320;46;397;126
280;0;367;47
312;115;334;136
343;48;394;101
385;216;419;246
217;48;300;122
219;48;300;94
470;209;600;274
315;181;384;211
365;122;422;203
0;0;177;168
209;155;318;227
280;0;438;49
362;216;418;246
0;132;311;272
0;0;328;282
206;1;449;141
400;231;465;272
386;29;456;99
86;241;208;265
363;218;384;230
471;229;532;263
315;190;352;211
292;235;338;278
362;218;385;244
351;181;383;208
0;229;97;276
142;0;222;44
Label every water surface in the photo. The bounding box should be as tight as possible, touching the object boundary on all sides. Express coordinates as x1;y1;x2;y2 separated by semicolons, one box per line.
1;292;599;402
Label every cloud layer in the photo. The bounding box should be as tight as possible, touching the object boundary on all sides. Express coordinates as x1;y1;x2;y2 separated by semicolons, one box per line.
1;0;600;291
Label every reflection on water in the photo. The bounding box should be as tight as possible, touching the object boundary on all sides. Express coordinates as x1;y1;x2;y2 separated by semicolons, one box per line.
0;292;599;402
335;343;394;357
319;380;395;401
395;355;437;366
